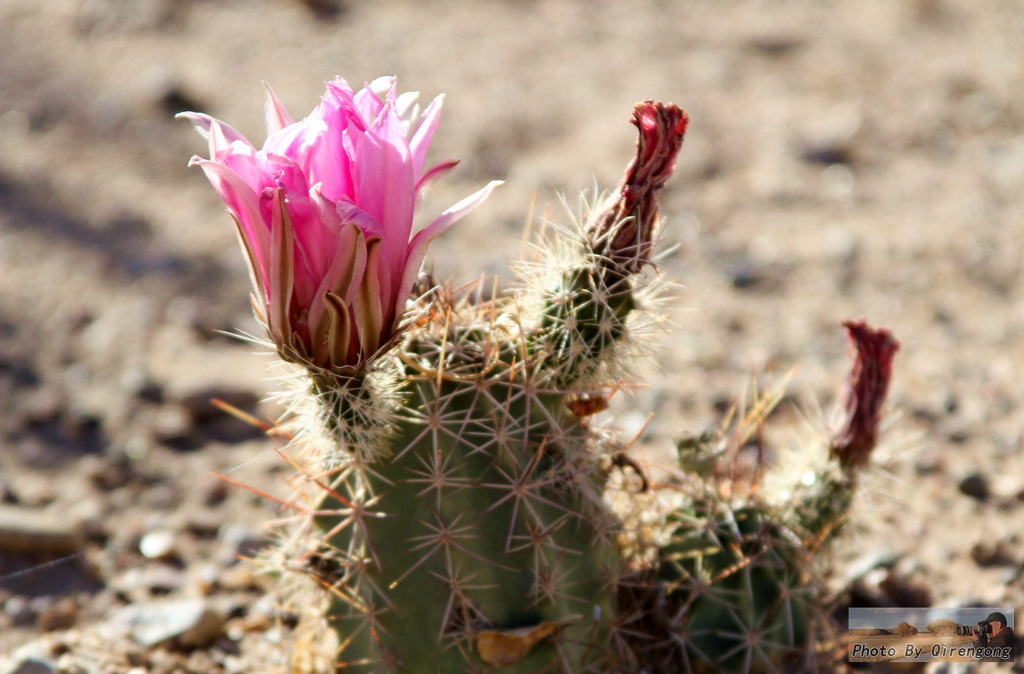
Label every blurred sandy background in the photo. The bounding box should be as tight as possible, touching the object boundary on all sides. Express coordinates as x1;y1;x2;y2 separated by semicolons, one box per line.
1;0;1022;669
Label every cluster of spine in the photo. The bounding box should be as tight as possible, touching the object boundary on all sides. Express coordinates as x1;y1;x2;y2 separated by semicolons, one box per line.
265;103;897;673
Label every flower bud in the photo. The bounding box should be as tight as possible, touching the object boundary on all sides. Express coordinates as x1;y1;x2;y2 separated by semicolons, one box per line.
588;100;689;277
830;319;900;471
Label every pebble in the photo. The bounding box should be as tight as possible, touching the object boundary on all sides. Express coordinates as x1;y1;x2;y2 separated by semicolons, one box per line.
111;565;186;597
35;597;78;632
5;595;35;627
53;654;86;674
79;451;137;492
186;511;222;539
138;529;177;560
217;563;259;591
152;405;194;448
0;505;84;556
798;102;862;166
1;659;55;674
970;540;1017;567
102;598;226;649
843;547;899;581
179;388;263;444
218;525;271;564
848;565;932;609
2;640;56;674
0;478;19;504
202;481;229;508
744;31;805;56
958;473;990;501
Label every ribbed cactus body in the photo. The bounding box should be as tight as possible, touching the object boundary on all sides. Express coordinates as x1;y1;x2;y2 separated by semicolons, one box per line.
616;416;870;673
656;499;814;673
310;294;623;672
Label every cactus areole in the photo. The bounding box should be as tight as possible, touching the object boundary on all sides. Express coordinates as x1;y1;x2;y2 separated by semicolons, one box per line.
185;76;892;674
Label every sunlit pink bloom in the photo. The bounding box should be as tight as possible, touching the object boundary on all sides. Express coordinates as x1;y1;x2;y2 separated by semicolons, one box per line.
180;77;500;374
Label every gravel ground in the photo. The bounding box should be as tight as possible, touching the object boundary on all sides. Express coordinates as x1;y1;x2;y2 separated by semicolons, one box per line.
0;0;1022;671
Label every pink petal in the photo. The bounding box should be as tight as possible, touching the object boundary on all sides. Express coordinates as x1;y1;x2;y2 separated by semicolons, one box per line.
354;103;415;312
418;180;503;243
408;94;444;179
263;82;294;134
393;180;503;327
353;238;384;358
189;158;271;286
177;112;251;159
354;77;393;125
321;79;365;131
323;291;353;370
305;119;355;202
395;90;420;123
308;223;367;360
415;158;459;193
266;189;296;349
229;215;265;301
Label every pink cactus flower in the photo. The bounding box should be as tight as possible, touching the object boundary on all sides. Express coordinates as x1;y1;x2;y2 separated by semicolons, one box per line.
180;77;500;374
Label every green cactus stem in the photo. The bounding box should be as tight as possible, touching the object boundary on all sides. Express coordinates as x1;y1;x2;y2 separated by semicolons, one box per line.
299;102;689;672
617;320;898;674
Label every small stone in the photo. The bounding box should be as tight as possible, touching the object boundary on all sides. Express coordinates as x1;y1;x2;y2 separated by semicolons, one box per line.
2;638;58;674
35;597;78;632
2;659;55;674
138;380;165;405
4;595;35;627
745;31;805;56
218;525;270;564
80;451;137;491
217;563;259;591
0;505;85;555
139;529;177;560
970;540;1017;567
202;481;229;508
178;388;263;445
958;473;990;501
139;483;180;510
103;598;226;650
798;103;862;166
152;405;195;448
111;565;186;597
185;512;222;539
52;654;83;674
214;635;241;655
0;478;19;504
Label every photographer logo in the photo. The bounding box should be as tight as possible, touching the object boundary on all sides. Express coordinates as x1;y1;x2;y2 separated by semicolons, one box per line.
848;607;1015;663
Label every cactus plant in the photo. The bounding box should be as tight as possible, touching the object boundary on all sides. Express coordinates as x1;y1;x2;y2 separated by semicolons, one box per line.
182;75;898;673
613;320;899;674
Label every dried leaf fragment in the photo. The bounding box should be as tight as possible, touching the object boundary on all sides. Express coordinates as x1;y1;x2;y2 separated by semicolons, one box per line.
476;621;559;667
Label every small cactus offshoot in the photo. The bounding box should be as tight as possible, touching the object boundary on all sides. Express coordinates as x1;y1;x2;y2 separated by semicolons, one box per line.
183;77;898;673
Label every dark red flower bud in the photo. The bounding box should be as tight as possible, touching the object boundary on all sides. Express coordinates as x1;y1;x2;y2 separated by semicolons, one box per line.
589;100;689;276
830;319;900;471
